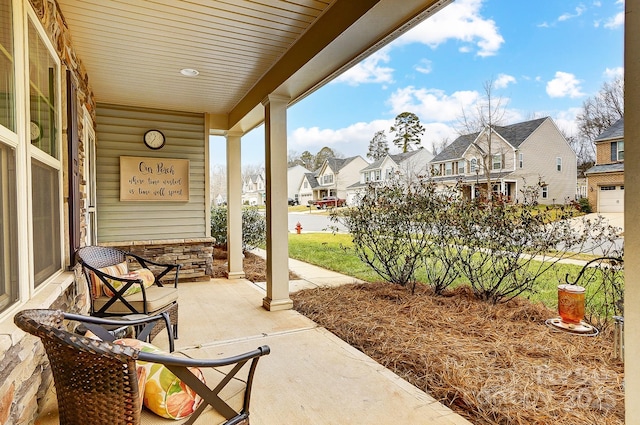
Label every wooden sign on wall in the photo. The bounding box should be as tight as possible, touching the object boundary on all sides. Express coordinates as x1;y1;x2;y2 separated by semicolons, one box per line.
120;156;190;201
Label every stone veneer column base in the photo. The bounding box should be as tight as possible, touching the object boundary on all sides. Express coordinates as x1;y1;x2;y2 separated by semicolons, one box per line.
262;296;294;311
101;238;215;282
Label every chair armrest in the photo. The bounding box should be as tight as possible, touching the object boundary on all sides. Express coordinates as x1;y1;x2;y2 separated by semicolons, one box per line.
138;346;270;423
65;312;175;352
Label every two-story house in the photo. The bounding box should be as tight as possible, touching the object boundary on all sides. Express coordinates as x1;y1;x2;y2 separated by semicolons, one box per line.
585;116;624;212
297;156;368;205
345;148;434;205
241;174;266;206
287;164;311;204
429;117;577;204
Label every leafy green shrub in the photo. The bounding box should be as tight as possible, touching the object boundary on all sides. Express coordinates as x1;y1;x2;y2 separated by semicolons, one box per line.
577;197;592;213
210;206;266;251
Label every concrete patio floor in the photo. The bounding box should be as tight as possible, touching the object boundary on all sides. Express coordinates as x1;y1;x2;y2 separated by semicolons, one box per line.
157;276;472;425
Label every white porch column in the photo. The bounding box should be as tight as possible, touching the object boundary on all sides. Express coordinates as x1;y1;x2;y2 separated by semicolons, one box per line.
262;94;293;311
225;131;245;279
625;0;639;420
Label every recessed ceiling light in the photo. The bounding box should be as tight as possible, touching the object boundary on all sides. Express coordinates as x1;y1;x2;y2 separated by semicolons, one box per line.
180;68;199;77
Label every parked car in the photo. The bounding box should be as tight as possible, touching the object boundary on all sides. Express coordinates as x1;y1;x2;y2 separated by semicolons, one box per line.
313;196;346;209
288;198;298;206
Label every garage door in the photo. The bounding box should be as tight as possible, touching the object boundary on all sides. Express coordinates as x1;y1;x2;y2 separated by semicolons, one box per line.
598;185;624;213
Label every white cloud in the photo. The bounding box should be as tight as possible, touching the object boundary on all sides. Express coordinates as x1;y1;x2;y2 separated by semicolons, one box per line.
604;67;624;79
395;0;504;57
552;107;582;137
415;59;433;75
288;120;393;158
558;5;587;21
333;48;394;86
604;11;624;28
546;72;585;98
494;74;516;89
387;86;480;122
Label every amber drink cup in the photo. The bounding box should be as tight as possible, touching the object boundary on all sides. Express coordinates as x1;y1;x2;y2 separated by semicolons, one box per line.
557;284;585;324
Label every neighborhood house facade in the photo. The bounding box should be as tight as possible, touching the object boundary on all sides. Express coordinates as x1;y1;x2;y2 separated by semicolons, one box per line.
242;174;265;206
429;117;577;204
585;116;624;213
297;156;368;205
345;148;434;205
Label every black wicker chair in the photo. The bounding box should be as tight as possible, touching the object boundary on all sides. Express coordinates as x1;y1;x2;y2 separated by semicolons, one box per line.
76;246;181;339
15;309;270;425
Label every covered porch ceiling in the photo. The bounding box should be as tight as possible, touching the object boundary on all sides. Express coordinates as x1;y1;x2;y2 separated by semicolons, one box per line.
55;0;451;134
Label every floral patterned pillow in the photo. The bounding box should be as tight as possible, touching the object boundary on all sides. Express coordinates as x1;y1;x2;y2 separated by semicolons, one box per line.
102;267;156;297
114;338;205;420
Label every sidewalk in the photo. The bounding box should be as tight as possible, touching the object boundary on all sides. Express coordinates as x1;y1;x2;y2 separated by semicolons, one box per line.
250;247;364;293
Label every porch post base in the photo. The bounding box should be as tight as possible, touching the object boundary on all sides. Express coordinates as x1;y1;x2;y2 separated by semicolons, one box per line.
262;297;294;311
225;271;246;280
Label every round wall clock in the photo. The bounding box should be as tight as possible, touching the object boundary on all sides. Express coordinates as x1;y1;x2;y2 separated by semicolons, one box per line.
30;120;42;142
143;129;165;149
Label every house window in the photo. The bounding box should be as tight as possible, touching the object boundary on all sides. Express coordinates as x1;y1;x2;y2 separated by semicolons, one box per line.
0;144;18;313
611;141;624;161
445;162;452;176
556;157;562;172
519;153;523;169
457;160;466;174
375;170;381;181
28;19;62;287
542;186;548;199
492;154;502;170
323;174;333;184
365;172;370;182
303;181;308;189
0;0;15;132
470;158;478;173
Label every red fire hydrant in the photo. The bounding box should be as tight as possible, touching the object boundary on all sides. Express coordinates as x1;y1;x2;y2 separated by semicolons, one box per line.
295;222;302;234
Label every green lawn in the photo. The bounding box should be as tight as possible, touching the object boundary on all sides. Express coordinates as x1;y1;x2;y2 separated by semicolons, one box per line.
288;232;598;309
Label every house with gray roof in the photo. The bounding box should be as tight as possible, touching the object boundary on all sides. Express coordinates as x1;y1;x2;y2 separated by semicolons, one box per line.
297;155;369;206
429;117;576;204
584;116;625;212
345;148;433;205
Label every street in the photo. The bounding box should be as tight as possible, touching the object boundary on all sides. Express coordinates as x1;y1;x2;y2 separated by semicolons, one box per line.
287;210;348;233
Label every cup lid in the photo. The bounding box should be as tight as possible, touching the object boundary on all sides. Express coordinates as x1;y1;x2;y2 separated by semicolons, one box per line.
558;284;585;293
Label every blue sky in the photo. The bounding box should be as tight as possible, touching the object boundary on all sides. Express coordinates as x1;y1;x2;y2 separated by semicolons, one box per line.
212;0;624;167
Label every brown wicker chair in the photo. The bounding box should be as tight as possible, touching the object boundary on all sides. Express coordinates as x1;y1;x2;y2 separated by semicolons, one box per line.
14;309;270;425
76;246;181;339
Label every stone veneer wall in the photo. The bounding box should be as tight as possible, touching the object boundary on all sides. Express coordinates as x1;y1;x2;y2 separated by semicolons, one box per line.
101;238;215;282
1;1;95;424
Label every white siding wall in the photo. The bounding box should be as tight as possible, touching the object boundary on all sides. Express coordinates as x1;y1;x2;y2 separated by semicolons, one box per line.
96;104;207;242
512;119;577;204
336;157;369;199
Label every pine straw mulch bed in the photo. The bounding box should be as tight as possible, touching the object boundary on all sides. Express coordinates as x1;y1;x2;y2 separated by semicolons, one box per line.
212;248;299;282
291;282;625;425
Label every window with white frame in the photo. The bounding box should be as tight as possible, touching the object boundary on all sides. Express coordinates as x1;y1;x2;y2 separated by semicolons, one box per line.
0;0;19;314
28;18;62;287
492;154;502;170
611;141;624;161
556;157;562;172
303;181;308;189
364;172;370;182
445;162;452;176
470;158;477;173
0;6;63;314
519;153;523;168
323;174;333;184
375;170;381;181
457;159;465;174
542;185;548;199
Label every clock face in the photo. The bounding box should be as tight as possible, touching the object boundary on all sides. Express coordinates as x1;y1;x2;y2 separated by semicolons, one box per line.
30;121;42;142
144;130;165;149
